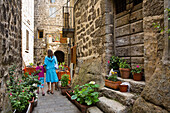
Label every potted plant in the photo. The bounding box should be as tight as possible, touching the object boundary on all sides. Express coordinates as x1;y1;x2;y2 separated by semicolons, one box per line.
108;56;121;76
71;81;100;113
7;65;41;113
60;74;70;95
66;90;75;103
105;72;122;90
119;59;131;79
25;63;36;74
131;65;143;81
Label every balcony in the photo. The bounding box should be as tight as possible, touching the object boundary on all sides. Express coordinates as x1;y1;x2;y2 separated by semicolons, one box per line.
62;6;74;38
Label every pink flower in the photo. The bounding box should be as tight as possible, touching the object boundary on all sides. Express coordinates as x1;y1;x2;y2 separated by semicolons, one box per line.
10;93;12;96
38;77;40;80
22;90;24;92
41;84;43;86
19;80;22;83
108;61;110;64
18;83;20;85
137;65;139;68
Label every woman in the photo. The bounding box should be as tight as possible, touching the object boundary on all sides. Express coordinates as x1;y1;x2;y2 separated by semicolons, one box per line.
44;49;59;94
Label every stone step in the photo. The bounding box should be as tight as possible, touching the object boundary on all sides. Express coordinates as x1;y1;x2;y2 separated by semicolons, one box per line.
100;87;136;106
87;106;104;113
97;97;130;113
117;77;145;93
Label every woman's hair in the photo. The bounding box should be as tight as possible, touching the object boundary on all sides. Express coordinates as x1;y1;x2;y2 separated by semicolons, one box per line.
47;49;53;58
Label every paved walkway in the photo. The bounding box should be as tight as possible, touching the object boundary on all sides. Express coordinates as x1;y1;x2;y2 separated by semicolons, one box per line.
33;82;81;113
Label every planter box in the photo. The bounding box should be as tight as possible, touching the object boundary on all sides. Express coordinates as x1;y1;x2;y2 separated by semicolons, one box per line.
105;80;122;90
119;68;131;79
66;91;75;103
60;86;71;95
74;100;91;113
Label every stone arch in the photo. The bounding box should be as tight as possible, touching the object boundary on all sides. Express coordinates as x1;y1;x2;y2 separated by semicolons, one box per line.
54;50;65;63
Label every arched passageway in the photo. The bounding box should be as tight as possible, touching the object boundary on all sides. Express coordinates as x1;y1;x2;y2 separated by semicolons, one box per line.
54;50;65;63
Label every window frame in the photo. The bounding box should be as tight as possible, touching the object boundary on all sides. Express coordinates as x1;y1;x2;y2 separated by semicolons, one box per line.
38;30;44;39
50;0;55;4
26;30;29;50
49;7;56;18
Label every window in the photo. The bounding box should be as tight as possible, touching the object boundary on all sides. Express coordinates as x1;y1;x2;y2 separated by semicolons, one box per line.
26;30;29;50
38;30;43;39
50;0;55;3
133;0;143;6
115;0;126;14
49;7;56;17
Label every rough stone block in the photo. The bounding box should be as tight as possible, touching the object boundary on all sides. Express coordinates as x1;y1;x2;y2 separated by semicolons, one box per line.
130;33;144;44
116;36;130;47
130;20;143;34
115;25;130;37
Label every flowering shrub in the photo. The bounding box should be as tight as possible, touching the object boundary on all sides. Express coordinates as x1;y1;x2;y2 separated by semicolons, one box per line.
108;56;120;70
71;81;100;105
131;65;142;73
7;65;41;112
108;72;118;82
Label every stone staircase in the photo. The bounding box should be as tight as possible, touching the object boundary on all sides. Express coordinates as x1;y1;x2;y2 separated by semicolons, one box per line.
87;77;145;113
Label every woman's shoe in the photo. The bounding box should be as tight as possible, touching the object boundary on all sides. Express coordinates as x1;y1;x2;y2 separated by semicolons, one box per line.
50;91;54;94
47;90;50;94
42;92;45;96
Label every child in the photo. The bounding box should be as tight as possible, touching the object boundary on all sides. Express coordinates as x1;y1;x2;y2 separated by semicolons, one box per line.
36;62;45;96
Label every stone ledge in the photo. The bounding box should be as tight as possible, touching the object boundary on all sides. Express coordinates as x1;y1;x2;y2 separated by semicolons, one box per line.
117;77;145;93
87;106;103;113
97;97;129;113
100;87;136;106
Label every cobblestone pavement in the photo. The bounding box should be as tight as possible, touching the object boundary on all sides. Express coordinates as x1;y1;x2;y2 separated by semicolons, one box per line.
33;82;81;113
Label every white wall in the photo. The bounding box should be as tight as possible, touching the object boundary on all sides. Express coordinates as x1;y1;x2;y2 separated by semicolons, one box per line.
22;0;34;66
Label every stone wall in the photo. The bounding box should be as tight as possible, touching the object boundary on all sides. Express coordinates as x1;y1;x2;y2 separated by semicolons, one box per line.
34;0;68;65
72;0;114;87
132;0;170;112
0;0;22;112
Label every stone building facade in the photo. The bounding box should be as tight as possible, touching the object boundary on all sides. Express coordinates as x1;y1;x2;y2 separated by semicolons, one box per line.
22;0;34;66
34;0;68;65
0;0;22;112
72;0;170;112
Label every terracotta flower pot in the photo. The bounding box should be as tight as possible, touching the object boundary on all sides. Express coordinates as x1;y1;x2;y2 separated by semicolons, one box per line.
133;73;142;81
119;85;128;92
60;86;71;95
74;100;90;113
105;79;122;90
119;68;131;79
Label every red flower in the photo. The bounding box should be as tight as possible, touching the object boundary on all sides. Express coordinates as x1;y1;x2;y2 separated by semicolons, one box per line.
38;77;40;80
23;69;25;71
22;90;24;92
10;93;12;96
29;72;31;75
19;80;22;83
41;84;43;86
108;60;110;64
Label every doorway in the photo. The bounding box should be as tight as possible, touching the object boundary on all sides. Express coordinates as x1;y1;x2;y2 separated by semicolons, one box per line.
54;51;65;63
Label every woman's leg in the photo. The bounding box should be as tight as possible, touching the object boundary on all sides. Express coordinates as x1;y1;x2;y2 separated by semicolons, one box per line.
47;82;50;93
51;82;54;94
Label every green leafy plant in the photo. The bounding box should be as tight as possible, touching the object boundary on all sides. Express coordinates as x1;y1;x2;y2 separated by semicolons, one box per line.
153;8;170;39
7;65;41;112
61;74;69;87
108;56;120;70
119;59;131;69
131;65;142;73
29;63;34;66
108;71;118;82
71;81;100;106
62;62;65;66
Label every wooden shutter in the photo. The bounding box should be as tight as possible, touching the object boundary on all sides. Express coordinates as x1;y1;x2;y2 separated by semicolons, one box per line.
71;46;76;64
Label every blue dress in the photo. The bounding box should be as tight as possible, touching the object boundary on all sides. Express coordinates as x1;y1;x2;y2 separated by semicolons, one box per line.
44;56;59;83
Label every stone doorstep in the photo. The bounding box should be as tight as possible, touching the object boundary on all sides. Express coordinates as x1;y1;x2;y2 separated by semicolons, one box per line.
87;106;104;113
117;77;145;94
100;87;135;106
97;97;128;113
